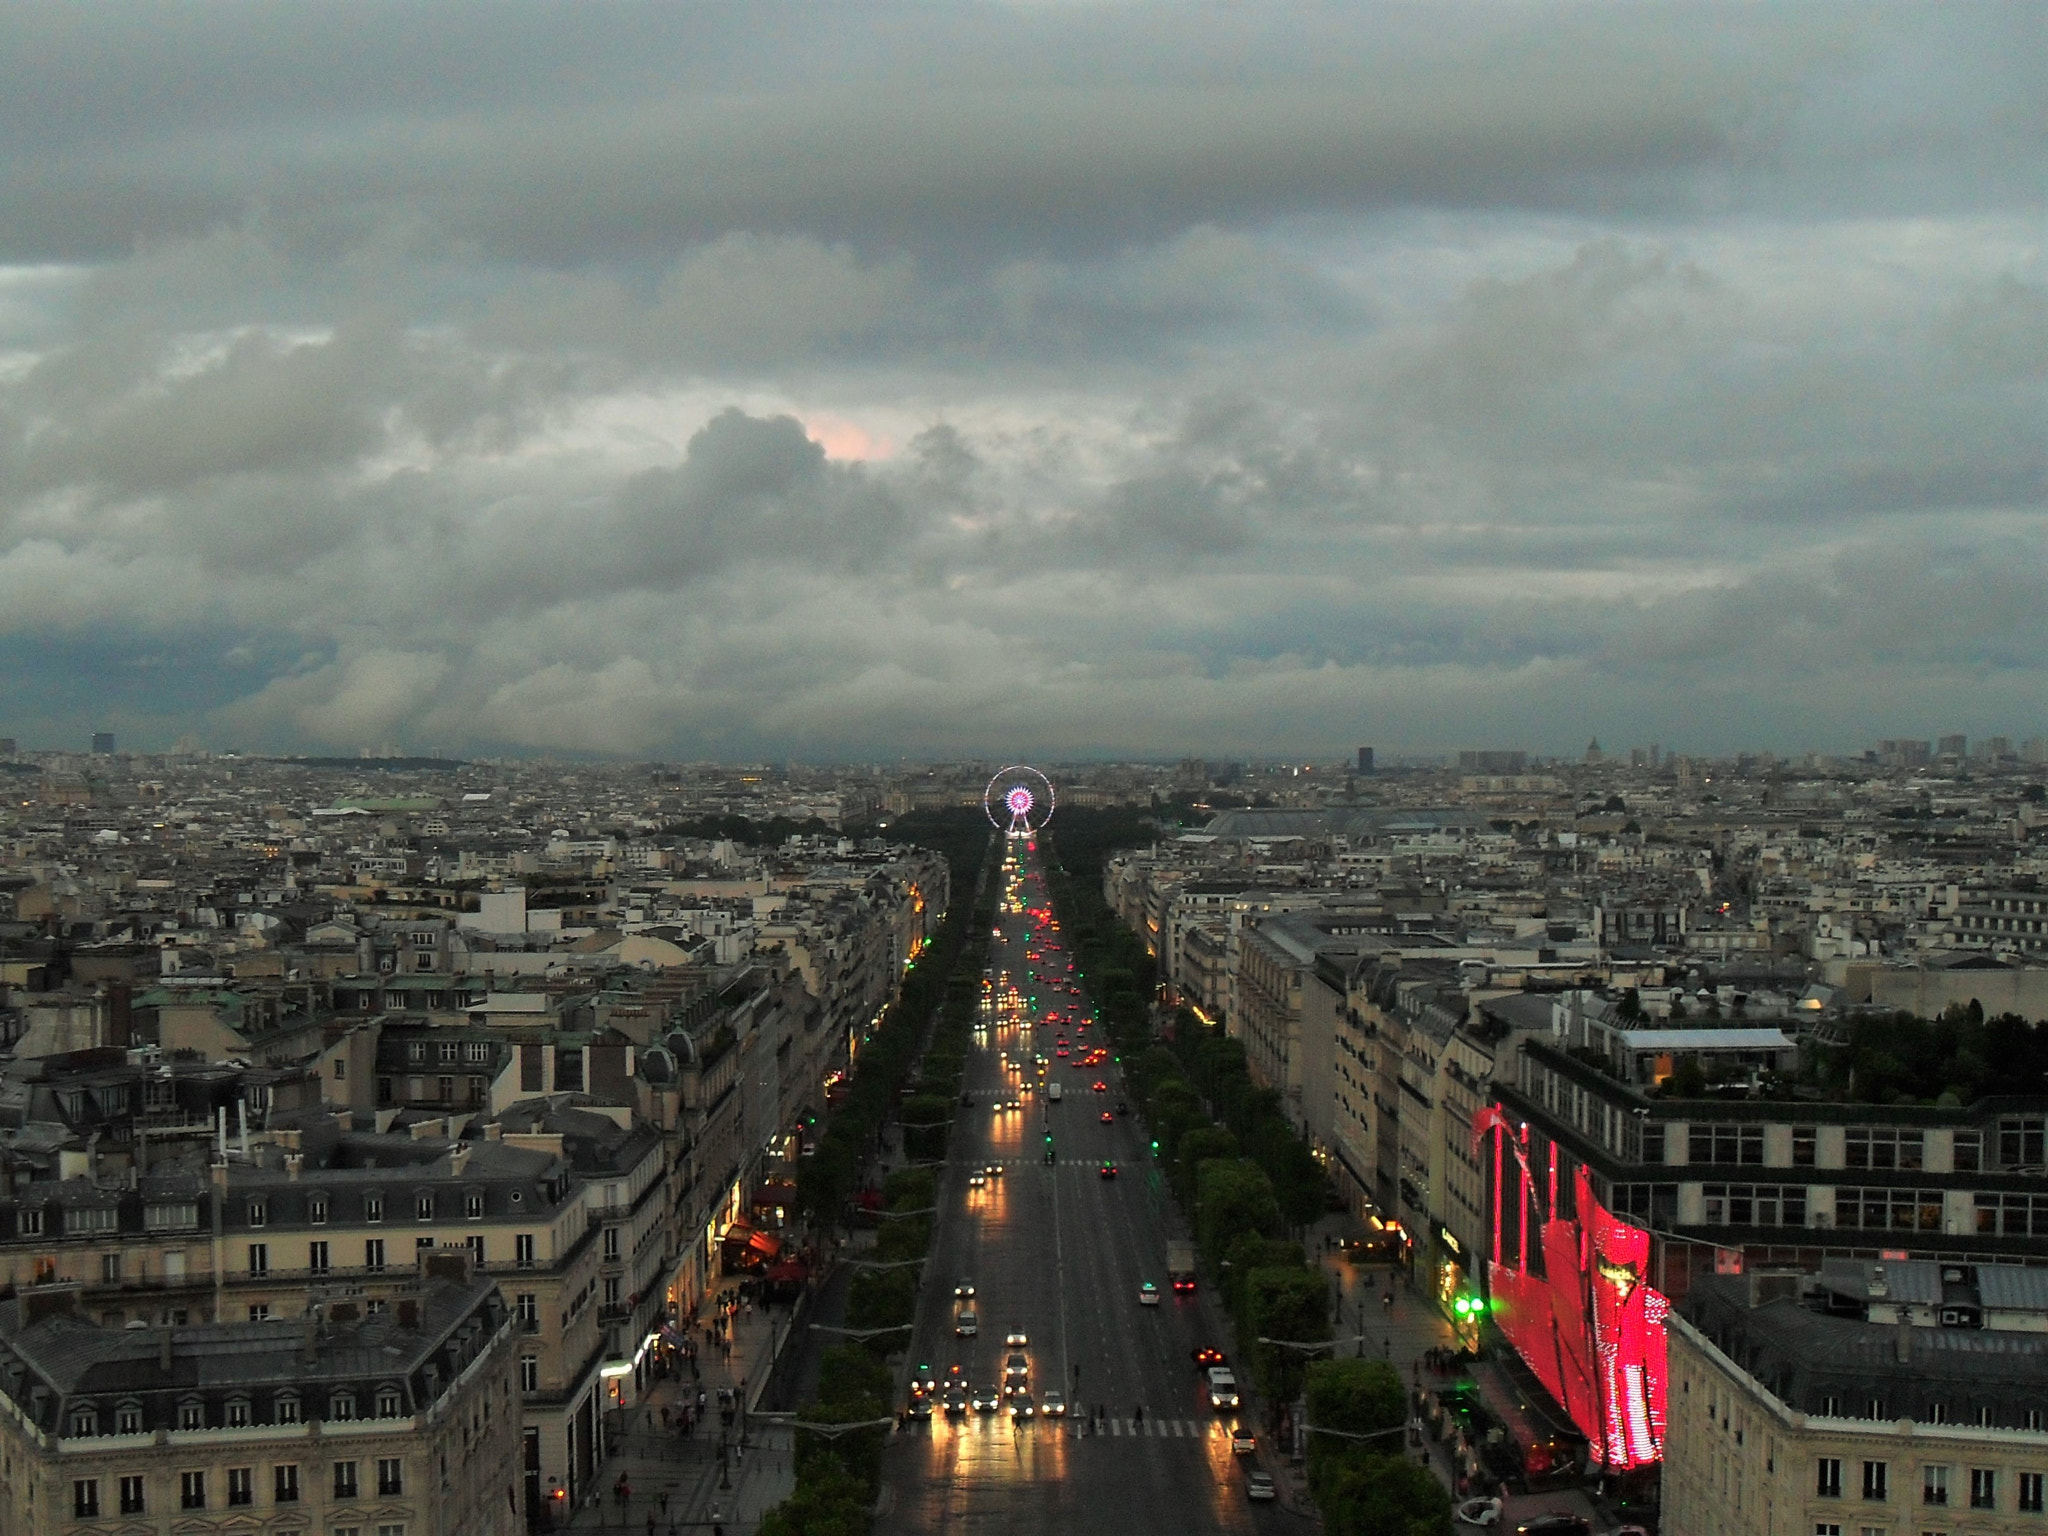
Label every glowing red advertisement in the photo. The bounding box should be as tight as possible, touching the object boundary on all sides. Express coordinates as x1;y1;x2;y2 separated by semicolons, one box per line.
1474;1107;1669;1470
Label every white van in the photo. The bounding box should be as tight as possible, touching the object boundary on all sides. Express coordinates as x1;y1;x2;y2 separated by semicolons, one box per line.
1206;1367;1240;1411
1047;1081;1063;1103
955;1309;979;1338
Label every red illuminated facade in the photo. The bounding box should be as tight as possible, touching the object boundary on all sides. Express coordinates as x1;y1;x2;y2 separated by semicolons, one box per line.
1475;1105;1670;1471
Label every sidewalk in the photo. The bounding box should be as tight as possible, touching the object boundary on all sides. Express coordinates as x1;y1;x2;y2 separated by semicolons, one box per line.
559;1286;797;1535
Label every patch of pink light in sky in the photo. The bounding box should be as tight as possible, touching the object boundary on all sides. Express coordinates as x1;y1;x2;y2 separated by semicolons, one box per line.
804;418;895;461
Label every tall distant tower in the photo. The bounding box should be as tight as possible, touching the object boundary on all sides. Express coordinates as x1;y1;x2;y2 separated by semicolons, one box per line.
1584;738;1604;766
1356;746;1375;775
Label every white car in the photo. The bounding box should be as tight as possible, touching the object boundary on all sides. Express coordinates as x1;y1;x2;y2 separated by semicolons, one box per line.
1454;1496;1503;1527
1246;1470;1277;1502
1039;1389;1067;1417
1139;1282;1161;1306
954;1279;976;1298
1005;1331;1029;1348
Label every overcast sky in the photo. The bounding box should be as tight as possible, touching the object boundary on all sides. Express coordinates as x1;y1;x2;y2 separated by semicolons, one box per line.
0;2;2040;762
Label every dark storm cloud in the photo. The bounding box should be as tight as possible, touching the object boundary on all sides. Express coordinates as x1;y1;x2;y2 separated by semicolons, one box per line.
0;2;1860;263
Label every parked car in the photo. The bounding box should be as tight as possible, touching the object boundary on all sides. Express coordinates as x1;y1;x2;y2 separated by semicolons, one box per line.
1454;1496;1503;1527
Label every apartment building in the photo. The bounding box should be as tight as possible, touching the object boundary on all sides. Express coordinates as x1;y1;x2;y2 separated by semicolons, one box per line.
1664;1267;2048;1536
0;1267;518;1536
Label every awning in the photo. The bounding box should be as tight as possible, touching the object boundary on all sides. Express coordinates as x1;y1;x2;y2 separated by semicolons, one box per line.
764;1257;810;1284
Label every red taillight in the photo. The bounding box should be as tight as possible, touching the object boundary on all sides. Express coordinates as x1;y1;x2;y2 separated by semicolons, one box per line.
1173;1279;1196;1292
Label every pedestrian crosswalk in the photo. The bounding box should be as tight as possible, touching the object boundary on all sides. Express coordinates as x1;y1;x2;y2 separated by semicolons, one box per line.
943;1415;1225;1440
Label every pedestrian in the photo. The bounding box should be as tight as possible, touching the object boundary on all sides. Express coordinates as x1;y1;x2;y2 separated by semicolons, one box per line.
661;1405;670;1430
646;1513;655;1536
1383;1336;1392;1358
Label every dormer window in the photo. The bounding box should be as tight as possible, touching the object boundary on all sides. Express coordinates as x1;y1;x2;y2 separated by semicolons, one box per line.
226;1397;250;1427
465;1192;484;1220
116;1402;142;1435
406;1042;426;1064
178;1400;205;1431
274;1393;300;1424
247;1199;267;1228
364;1195;383;1224
18;1210;41;1236
376;1387;403;1418
416;1193;435;1221
309;1197;328;1226
438;1041;457;1064
329;1392;356;1421
69;1406;98;1437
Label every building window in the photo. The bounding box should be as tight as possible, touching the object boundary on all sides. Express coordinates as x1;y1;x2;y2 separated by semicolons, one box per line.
179;1401;204;1431
334;1460;360;1499
365;1195;383;1223
248;1199;267;1228
1863;1460;1889;1501
407;1041;426;1063
1837;1188;1943;1232
1687;1124;1764;1165
310;1239;330;1274
70;1406;98;1436
466;1040;488;1063
227;1466;253;1506
333;1056;347;1080
116;1403;141;1434
275;1393;300;1424
101;1251;121;1283
2018;1471;2043;1512
1701;1183;1807;1227
603;1227;620;1262
365;1238;386;1271
377;1388;403;1419
467;1234;486;1266
417;1237;435;1259
1971;1469;1997;1509
438;1041;458;1064
1820;1458;1843;1497
144;1202;197;1231
227;1398;250;1427
603;1275;621;1307
310;1196;328;1225
73;1478;99;1518
247;1242;269;1275
1813;1527;1840;1536
515;1234;535;1268
1953;1130;1982;1173
416;1193;435;1221
517;1292;538;1328
18;1209;40;1236
274;1463;300;1502
248;1303;271;1322
1998;1115;2046;1170
330;1393;356;1421
1924;1465;1950;1505
466;1193;484;1220
1975;1192;2048;1237
119;1474;144;1514
180;1470;206;1510
1792;1125;1817;1167
521;1355;539;1393
378;1524;406;1536
1847;1128;1925;1170
377;1458;404;1496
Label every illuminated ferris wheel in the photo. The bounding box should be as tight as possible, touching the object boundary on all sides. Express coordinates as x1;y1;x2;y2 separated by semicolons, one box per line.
984;765;1055;837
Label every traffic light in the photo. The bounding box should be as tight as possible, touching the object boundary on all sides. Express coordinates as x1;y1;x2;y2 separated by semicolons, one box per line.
1452;1292;1486;1319
1149;1139;1160;1158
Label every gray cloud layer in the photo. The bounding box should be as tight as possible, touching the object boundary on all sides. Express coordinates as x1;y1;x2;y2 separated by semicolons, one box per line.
0;2;2041;758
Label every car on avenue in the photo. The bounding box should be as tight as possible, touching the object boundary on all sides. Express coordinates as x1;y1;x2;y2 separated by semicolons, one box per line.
1453;1496;1502;1527
1512;1516;1591;1536
1039;1390;1068;1417
1246;1471;1277;1502
1230;1424;1256;1456
1099;1161;1118;1179
1139;1282;1160;1306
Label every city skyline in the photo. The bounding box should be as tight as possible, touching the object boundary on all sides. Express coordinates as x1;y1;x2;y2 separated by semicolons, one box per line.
0;4;2040;759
